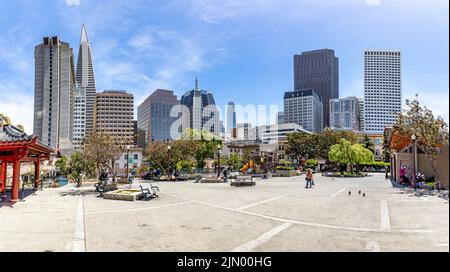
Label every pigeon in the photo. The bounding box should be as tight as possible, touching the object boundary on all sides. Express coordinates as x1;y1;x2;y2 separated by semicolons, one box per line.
349;191;351;196
359;190;362;195
363;193;366;197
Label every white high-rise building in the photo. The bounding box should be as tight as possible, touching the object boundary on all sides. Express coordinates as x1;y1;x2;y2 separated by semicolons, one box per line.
329;97;360;132
283;89;323;133
72;85;86;150
358;97;364;132
364;50;401;134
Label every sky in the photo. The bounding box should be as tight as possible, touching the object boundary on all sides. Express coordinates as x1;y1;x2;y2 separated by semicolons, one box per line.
0;0;448;134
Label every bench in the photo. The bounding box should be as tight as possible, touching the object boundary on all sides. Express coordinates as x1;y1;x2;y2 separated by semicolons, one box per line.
231;176;255;187
94;182;117;197
146;182;160;193
139;185;159;200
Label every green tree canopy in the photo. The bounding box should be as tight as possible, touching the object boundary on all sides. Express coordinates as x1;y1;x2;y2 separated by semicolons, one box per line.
328;139;374;173
285;129;358;161
146;140;197;178
66;151;96;187
181;128;222;168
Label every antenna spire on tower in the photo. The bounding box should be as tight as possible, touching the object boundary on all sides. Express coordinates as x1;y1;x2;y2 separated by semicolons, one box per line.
80;24;89;43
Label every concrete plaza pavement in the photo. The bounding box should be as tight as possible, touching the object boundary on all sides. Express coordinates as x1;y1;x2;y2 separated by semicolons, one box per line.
0;173;448;252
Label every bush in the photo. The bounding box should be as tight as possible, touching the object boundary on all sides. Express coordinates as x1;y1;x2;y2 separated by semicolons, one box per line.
305;159;319;168
360;162;390;168
276;166;295;171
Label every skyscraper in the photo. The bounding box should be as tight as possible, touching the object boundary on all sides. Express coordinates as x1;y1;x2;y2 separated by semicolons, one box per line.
33;36;76;154
358;97;365;132
72;84;86;150
76;25;97;135
137;89;179;144
180;78;220;136
94;91;134;146
364;50;402;134
284;89;323;133
226;102;237;139
294;49;339;128
329;97;360;132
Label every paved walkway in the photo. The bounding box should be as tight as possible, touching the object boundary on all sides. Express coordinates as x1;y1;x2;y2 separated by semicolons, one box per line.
0;174;448;252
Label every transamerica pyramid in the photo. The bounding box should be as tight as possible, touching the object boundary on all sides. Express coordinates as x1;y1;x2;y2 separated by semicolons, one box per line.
76;24;97;135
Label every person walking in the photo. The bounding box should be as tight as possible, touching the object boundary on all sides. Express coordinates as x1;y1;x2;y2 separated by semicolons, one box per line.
128;172;134;188
305;169;314;189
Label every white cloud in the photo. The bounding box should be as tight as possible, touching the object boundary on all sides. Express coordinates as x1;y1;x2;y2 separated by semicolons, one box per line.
128;35;154;51
365;0;381;6
65;0;80;6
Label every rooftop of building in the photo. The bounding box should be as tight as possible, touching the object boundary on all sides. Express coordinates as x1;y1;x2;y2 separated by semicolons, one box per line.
98;90;133;97
297;48;335;55
284;89;322;102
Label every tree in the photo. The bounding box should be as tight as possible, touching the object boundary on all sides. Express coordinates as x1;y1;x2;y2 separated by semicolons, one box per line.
177;160;197;174
285;129;358;162
66;151;96;187
146;140;197;179
285;132;319;161
55;156;68;176
227;154;243;170
360;134;375;154
328;139;374;173
382;129;391;163
182;128;222;168
83;132;123;179
395;96;449;181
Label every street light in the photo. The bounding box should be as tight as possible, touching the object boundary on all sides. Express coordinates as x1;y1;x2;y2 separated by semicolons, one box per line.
411;134;417;187
217;144;222;178
167;145;172;181
126;145;131;181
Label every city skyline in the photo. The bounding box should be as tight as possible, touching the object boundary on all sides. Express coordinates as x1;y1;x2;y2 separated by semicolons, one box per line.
0;0;448;134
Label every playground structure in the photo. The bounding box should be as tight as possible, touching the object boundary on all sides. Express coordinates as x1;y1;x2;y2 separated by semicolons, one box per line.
240;160;257;175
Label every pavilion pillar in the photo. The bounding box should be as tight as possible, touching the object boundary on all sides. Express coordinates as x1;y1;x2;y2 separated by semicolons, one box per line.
34;160;41;190
0;161;7;200
10;159;20;203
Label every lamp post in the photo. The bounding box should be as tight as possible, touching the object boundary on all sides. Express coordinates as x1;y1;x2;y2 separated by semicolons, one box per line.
217;144;222;178
126;145;131;180
167;145;172;181
411;134;417;187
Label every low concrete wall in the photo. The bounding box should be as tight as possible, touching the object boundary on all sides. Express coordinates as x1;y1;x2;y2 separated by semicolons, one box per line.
393;145;449;190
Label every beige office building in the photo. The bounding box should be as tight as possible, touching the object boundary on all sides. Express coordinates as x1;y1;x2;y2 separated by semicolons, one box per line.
94;91;134;146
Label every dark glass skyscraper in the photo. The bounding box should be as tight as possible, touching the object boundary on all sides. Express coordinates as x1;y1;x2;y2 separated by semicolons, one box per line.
294;49;339;128
137;89;179;144
180;78;220;136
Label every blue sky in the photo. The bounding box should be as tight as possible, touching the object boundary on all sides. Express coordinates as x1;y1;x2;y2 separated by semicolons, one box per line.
0;0;448;134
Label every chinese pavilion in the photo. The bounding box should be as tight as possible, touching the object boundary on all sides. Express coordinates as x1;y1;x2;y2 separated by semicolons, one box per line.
0;114;54;203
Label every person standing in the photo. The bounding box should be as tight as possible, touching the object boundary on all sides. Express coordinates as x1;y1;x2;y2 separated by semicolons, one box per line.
128;172;134;188
305;169;314;189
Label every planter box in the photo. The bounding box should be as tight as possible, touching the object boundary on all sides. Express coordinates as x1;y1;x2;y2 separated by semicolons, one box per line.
199;177;223;183
103;189;142;201
276;170;298;177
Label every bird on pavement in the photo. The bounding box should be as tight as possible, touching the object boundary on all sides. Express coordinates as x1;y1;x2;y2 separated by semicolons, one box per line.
349;191;351;196
363;193;366;197
359;190;362;195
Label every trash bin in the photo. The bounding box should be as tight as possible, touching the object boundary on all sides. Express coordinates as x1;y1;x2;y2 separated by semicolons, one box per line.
57;177;69;187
